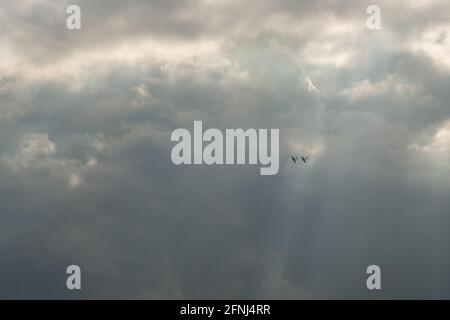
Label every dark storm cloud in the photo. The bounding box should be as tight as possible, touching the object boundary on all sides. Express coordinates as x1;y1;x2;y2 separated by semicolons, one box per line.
0;40;321;298
0;0;450;299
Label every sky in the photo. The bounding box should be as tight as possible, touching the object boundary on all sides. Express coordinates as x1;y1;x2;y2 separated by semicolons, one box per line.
1;0;450;299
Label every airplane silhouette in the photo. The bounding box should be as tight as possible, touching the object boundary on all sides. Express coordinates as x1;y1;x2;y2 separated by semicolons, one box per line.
291;154;309;164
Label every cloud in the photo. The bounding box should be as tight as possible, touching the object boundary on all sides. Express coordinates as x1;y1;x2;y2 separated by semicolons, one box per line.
1;0;450;299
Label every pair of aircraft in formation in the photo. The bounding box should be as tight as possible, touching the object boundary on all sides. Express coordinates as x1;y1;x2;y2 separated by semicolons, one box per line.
291;155;309;164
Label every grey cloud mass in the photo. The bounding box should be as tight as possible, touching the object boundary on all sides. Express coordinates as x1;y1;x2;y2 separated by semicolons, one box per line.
1;0;450;299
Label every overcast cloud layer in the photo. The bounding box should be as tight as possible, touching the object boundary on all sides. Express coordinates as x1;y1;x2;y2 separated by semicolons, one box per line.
1;0;450;299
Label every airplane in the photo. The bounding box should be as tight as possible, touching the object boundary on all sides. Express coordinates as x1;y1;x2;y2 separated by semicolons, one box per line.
291;154;309;164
